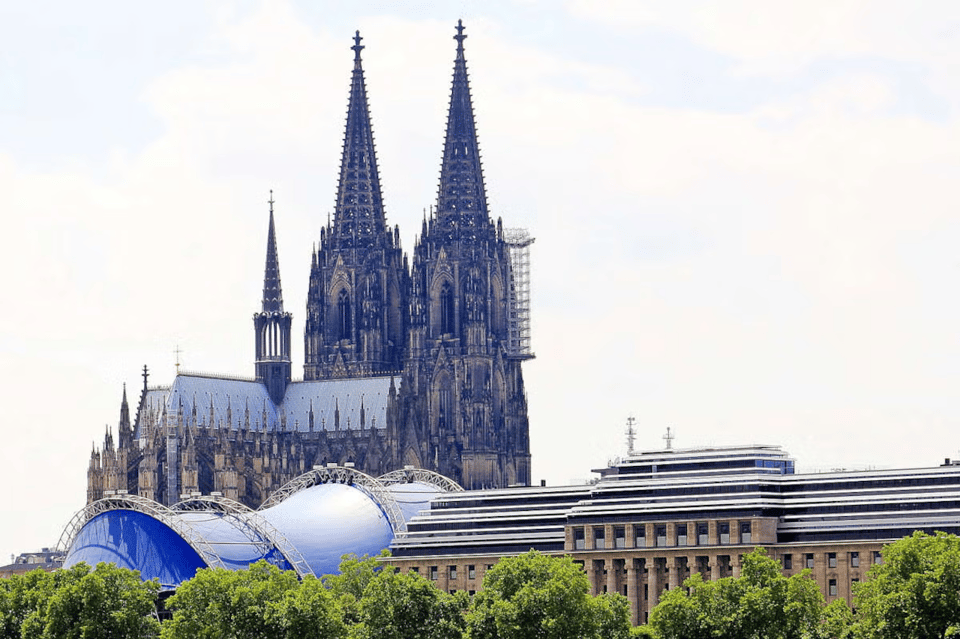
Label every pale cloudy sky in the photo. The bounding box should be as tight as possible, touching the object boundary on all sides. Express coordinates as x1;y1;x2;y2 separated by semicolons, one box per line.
1;0;959;562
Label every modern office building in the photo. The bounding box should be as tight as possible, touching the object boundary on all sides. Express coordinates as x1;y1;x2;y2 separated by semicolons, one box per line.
384;444;960;625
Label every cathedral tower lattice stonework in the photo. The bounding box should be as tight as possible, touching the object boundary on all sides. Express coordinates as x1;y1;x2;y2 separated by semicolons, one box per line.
87;23;532;508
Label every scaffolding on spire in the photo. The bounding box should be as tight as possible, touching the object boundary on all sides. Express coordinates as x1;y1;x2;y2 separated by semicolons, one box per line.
504;228;534;359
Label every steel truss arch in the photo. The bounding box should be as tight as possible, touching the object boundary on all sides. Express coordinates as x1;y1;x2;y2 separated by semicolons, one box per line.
260;465;407;533
171;495;315;578
378;468;464;493
57;493;228;571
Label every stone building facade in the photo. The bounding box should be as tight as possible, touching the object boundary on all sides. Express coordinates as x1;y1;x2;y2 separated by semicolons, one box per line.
87;23;532;508
382;445;960;625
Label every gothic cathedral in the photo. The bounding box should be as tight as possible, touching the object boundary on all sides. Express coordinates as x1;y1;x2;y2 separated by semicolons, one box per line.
87;23;533;508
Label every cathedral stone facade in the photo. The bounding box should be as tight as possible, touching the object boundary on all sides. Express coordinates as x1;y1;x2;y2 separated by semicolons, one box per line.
87;23;533;508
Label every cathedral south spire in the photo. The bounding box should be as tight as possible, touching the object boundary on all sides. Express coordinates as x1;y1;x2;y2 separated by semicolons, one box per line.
332;30;388;249
255;191;292;404
434;19;489;241
304;32;408;380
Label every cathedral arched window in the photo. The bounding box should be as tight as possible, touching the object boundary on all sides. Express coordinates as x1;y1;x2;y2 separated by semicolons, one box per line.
337;289;352;341
440;282;455;335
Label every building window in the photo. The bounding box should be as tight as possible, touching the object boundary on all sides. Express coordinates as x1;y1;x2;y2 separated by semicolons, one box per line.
719;522;730;545
449;566;457;580
829;579;837;597
697;522;709;545
635;526;646;548
430;566;438;581
440;282;455;335
677;524;688;546
850;552;859;568
410;567;419;574
828;553;837;568
594;527;606;550
574;527;585;550
337;289;352;340
468;565;476;580
655;525;667;547
740;522;752;544
615;526;626;549
805;554;815;569
873;551;883;565
783;554;792;570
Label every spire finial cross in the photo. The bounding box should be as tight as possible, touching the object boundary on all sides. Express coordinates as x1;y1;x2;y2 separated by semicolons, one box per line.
454;19;466;51
268;189;274;214
663;426;674;450
352;30;364;61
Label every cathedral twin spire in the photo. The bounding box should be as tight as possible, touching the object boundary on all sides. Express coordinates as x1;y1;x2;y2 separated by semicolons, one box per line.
434;20;490;240
330;30;388;250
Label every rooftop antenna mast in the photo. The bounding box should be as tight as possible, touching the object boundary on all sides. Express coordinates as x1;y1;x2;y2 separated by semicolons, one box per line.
663;426;674;450
625;416;637;455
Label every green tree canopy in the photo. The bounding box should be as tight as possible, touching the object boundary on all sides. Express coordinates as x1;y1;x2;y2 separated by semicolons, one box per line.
351;567;467;639
853;531;960;639
0;563;160;639
323;552;388;626
650;547;824;639
40;562;160;639
466;550;631;639
161;560;342;639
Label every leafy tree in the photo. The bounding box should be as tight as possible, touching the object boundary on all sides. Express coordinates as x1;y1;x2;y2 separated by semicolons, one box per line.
324;552;388;625
650;547;824;639
0;564;160;639
818;598;854;639
852;531;960;639
40;562;160;639
162;560;304;639
0;567;59;639
466;550;631;639
324;552;388;600
274;575;345;639
351;568;466;639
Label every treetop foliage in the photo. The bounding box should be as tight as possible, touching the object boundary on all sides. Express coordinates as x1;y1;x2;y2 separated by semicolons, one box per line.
7;533;960;639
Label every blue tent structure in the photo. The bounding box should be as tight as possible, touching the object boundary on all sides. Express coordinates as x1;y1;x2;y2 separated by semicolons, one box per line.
59;466;460;590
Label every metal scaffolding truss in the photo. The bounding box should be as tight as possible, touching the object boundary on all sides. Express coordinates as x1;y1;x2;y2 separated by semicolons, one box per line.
57;493;228;571
378;468;465;494
259;465;407;534
171;495;315;578
503;227;534;358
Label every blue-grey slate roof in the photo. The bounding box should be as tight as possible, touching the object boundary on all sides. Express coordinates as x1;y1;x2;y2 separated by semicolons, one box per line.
135;373;393;438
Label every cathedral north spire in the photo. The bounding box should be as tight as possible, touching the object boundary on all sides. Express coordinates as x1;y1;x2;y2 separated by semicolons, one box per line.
331;29;388;249
434;19;489;240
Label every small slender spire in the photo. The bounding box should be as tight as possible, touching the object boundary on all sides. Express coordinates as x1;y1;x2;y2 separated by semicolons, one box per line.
120;384;129;420
262;190;284;313
434;20;489;239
